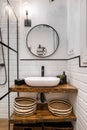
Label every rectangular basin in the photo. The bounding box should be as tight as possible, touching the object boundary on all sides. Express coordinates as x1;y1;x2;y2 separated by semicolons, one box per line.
24;77;60;87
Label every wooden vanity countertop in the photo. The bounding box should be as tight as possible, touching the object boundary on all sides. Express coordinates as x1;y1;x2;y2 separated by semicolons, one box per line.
10;84;78;93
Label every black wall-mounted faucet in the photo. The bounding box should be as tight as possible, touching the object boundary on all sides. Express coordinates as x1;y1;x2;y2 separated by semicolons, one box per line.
41;66;44;77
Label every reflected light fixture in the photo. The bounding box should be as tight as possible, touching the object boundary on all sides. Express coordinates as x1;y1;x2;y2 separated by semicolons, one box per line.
49;0;55;2
24;10;31;27
5;4;12;15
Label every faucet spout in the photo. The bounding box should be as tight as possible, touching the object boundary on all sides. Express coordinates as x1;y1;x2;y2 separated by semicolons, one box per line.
41;66;44;77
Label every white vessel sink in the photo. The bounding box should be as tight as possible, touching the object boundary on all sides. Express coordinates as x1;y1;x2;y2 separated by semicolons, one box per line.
24;77;60;87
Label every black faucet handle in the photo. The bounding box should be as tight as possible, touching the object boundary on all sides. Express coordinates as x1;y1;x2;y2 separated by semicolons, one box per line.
41;66;44;77
42;66;44;69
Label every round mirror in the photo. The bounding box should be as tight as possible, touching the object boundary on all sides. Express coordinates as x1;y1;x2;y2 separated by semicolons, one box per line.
26;24;59;58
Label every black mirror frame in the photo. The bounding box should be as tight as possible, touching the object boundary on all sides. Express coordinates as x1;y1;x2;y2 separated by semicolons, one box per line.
26;24;59;58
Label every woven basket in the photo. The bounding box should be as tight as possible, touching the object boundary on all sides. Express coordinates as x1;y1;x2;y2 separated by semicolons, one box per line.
48;99;72;116
14;97;37;117
14;97;37;107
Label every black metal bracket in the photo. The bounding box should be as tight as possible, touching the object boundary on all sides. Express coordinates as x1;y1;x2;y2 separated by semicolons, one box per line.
0;91;10;100
0;63;5;67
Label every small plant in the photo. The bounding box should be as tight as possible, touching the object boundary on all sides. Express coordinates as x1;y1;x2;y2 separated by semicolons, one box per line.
57;75;64;84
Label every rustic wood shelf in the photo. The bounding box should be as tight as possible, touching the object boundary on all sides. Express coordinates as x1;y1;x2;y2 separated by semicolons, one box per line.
10;84;77;126
10;84;78;93
10;103;76;124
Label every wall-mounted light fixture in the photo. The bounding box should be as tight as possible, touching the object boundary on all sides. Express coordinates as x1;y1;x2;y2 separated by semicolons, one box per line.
23;1;31;27
24;10;31;27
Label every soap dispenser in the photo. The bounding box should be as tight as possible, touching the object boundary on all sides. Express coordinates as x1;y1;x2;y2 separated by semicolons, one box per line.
62;71;67;84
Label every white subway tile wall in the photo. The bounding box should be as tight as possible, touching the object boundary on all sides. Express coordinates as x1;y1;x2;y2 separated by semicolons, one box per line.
67;58;87;130
0;48;17;118
0;0;18;118
0;0;8;118
0;47;8;98
19;60;67;78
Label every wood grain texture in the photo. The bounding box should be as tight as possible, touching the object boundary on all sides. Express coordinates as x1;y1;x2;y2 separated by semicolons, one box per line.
10;84;78;93
10;103;76;124
0;119;13;130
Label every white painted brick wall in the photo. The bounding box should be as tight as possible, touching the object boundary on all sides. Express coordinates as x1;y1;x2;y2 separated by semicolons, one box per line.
67;58;87;130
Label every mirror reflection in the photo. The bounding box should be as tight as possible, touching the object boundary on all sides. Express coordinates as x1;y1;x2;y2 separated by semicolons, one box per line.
26;24;59;57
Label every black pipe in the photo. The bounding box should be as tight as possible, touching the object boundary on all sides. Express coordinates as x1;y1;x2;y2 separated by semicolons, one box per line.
40;92;46;103
40;66;46;103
